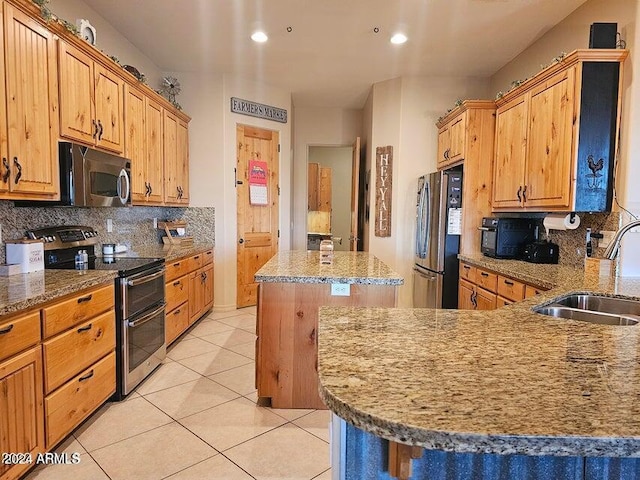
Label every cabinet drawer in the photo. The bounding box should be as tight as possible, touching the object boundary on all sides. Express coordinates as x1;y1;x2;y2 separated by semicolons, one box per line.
0;311;40;362
166;304;189;345
497;296;513;308
497;276;526;302
45;352;115;448
43;310;115;393
476;287;497;310
165;275;189;312
459;263;476;283
525;285;546;298
476;269;497;293
188;253;204;271
165;258;192;282
42;285;114;338
202;249;214;266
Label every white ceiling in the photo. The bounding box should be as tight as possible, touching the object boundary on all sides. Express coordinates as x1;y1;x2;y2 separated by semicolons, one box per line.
82;0;588;108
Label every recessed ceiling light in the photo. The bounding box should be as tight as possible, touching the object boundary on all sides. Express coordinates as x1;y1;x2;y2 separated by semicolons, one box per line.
390;33;407;44
251;31;268;43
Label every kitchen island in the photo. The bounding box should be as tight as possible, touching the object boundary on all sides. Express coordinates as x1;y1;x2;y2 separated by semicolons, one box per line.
318;258;640;479
255;250;403;409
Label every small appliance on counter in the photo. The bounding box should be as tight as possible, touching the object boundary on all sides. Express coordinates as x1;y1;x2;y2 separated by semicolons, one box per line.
479;217;538;259
522;241;559;264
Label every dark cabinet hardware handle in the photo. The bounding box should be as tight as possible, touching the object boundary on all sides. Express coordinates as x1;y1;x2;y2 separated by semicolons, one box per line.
97;120;104;140
522;185;527;201
174;309;181;315
463;265;471;270
202;272;208;282
149;183;152;195
480;272;489;277
77;294;93;304
239;238;244;244
2;158;9;183
78;370;94;382
13;158;21;184
173;281;181;286
145;182;150;196
471;291;477;308
77;323;93;333
516;186;522;202
92;119;98;138
173;262;181;267
194;256;200;260
504;280;514;286
0;324;14;335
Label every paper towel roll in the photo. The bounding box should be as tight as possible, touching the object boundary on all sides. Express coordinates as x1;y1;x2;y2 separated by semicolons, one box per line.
543;213;580;231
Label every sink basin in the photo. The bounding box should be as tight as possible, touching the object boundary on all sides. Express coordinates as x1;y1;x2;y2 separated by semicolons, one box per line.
533;294;640;326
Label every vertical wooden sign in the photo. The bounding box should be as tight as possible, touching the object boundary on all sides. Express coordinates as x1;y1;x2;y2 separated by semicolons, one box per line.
375;146;393;237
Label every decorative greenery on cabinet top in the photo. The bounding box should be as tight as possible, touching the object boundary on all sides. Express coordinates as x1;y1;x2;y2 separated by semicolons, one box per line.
436;100;496;129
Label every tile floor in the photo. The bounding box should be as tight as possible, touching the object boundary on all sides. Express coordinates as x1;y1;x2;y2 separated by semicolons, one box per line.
26;308;332;480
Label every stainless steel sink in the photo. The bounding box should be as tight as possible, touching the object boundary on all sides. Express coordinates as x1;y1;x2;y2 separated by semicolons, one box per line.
533;294;640;326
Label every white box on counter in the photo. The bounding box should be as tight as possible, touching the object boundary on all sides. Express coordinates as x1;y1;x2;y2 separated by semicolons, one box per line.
6;239;44;273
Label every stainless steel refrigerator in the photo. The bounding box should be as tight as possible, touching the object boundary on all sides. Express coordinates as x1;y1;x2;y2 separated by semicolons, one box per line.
413;169;462;308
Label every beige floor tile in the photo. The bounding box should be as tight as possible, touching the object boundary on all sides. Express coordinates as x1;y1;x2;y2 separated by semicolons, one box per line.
216;314;257;331
24;453;108;480
54;435;86;455
242;391;316;421
225;423;330;480
167;336;222;360
144;377;240;419
226;341;256;359
135;361;202;395
91;423;216;480
188;320;236;337
180;397;287;451
178;347;252;376
200;328;256;348
209;363;257;396
165;454;253;479
205;309;248;321
313;468;332;479
293;410;332;443
74;397;172;452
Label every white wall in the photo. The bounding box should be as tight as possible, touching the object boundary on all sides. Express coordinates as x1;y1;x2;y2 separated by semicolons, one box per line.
367;76;491;307
292;108;363;250
490;0;640;275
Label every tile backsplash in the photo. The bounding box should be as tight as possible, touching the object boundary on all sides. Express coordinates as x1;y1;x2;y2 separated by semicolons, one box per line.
0;202;214;264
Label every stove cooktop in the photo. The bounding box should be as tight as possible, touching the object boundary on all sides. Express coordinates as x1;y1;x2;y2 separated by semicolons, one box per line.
47;255;164;276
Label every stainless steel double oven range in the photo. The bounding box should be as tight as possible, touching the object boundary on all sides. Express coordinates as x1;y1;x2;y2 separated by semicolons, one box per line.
27;226;165;400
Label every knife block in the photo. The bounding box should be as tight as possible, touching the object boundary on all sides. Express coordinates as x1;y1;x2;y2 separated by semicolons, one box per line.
158;221;194;245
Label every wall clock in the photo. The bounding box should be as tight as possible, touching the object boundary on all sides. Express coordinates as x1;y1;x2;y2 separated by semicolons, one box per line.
76;19;96;46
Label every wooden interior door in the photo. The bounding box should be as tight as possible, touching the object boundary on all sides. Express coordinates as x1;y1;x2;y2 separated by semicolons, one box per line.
350;137;361;251
236;125;279;308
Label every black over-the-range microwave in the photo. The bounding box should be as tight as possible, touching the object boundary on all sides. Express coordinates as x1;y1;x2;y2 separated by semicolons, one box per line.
479;217;538;259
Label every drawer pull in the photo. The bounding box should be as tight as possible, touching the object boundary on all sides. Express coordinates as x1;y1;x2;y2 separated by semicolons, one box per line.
174;309;181;315
480;272;489;277
77;294;93;304
78;370;94;382
0;324;14;335
504;280;514;286
463;265;471;270
194;255;200;260
77;323;93;333
173;262;181;267
173;281;181;286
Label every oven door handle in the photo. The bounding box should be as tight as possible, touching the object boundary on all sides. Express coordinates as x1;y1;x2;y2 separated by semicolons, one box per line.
127;269;165;287
128;303;166;328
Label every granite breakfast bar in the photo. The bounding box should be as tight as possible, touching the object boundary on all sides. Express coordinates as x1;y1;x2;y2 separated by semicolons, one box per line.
318;257;640;480
254;250;403;409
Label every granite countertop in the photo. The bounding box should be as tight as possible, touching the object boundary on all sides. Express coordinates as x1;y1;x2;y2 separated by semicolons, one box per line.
0;270;117;317
317;256;640;458
254;250;403;285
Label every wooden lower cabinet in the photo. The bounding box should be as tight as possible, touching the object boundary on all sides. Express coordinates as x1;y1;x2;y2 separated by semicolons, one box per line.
256;282;398;409
0;346;45;480
44;352;115;448
165;249;214;345
476;288;497;310
458;279;476;310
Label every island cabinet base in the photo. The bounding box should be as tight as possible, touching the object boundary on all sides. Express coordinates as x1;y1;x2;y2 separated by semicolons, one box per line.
331;416;640;480
256;282;397;409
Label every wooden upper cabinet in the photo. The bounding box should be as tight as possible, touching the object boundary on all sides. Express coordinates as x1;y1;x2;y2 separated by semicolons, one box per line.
437;111;467;169
126;84;163;205
163;110;189;205
436;127;451;169
492;49;627;213
58;40;124;154
2;3;59;199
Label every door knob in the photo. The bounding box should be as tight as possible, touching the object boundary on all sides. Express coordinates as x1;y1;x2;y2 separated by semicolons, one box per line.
239;238;244;244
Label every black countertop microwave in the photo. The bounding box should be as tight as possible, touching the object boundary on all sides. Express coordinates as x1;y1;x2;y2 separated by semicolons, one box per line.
479;217;538;259
17;142;131;207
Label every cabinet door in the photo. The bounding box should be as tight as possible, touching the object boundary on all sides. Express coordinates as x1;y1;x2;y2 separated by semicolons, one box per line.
0;346;44;480
201;263;214;312
163;110;179;204
437;127;451;169
5;5;59;197
458;279;475;310
58;41;95;145
188;270;201;323
176;119;189;204
0;3;7;195
475;287;497;311
125;84;147;204
94;64;124;153
448;114;466;161
492;97;528;209
146;98;164;204
525;68;575;208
